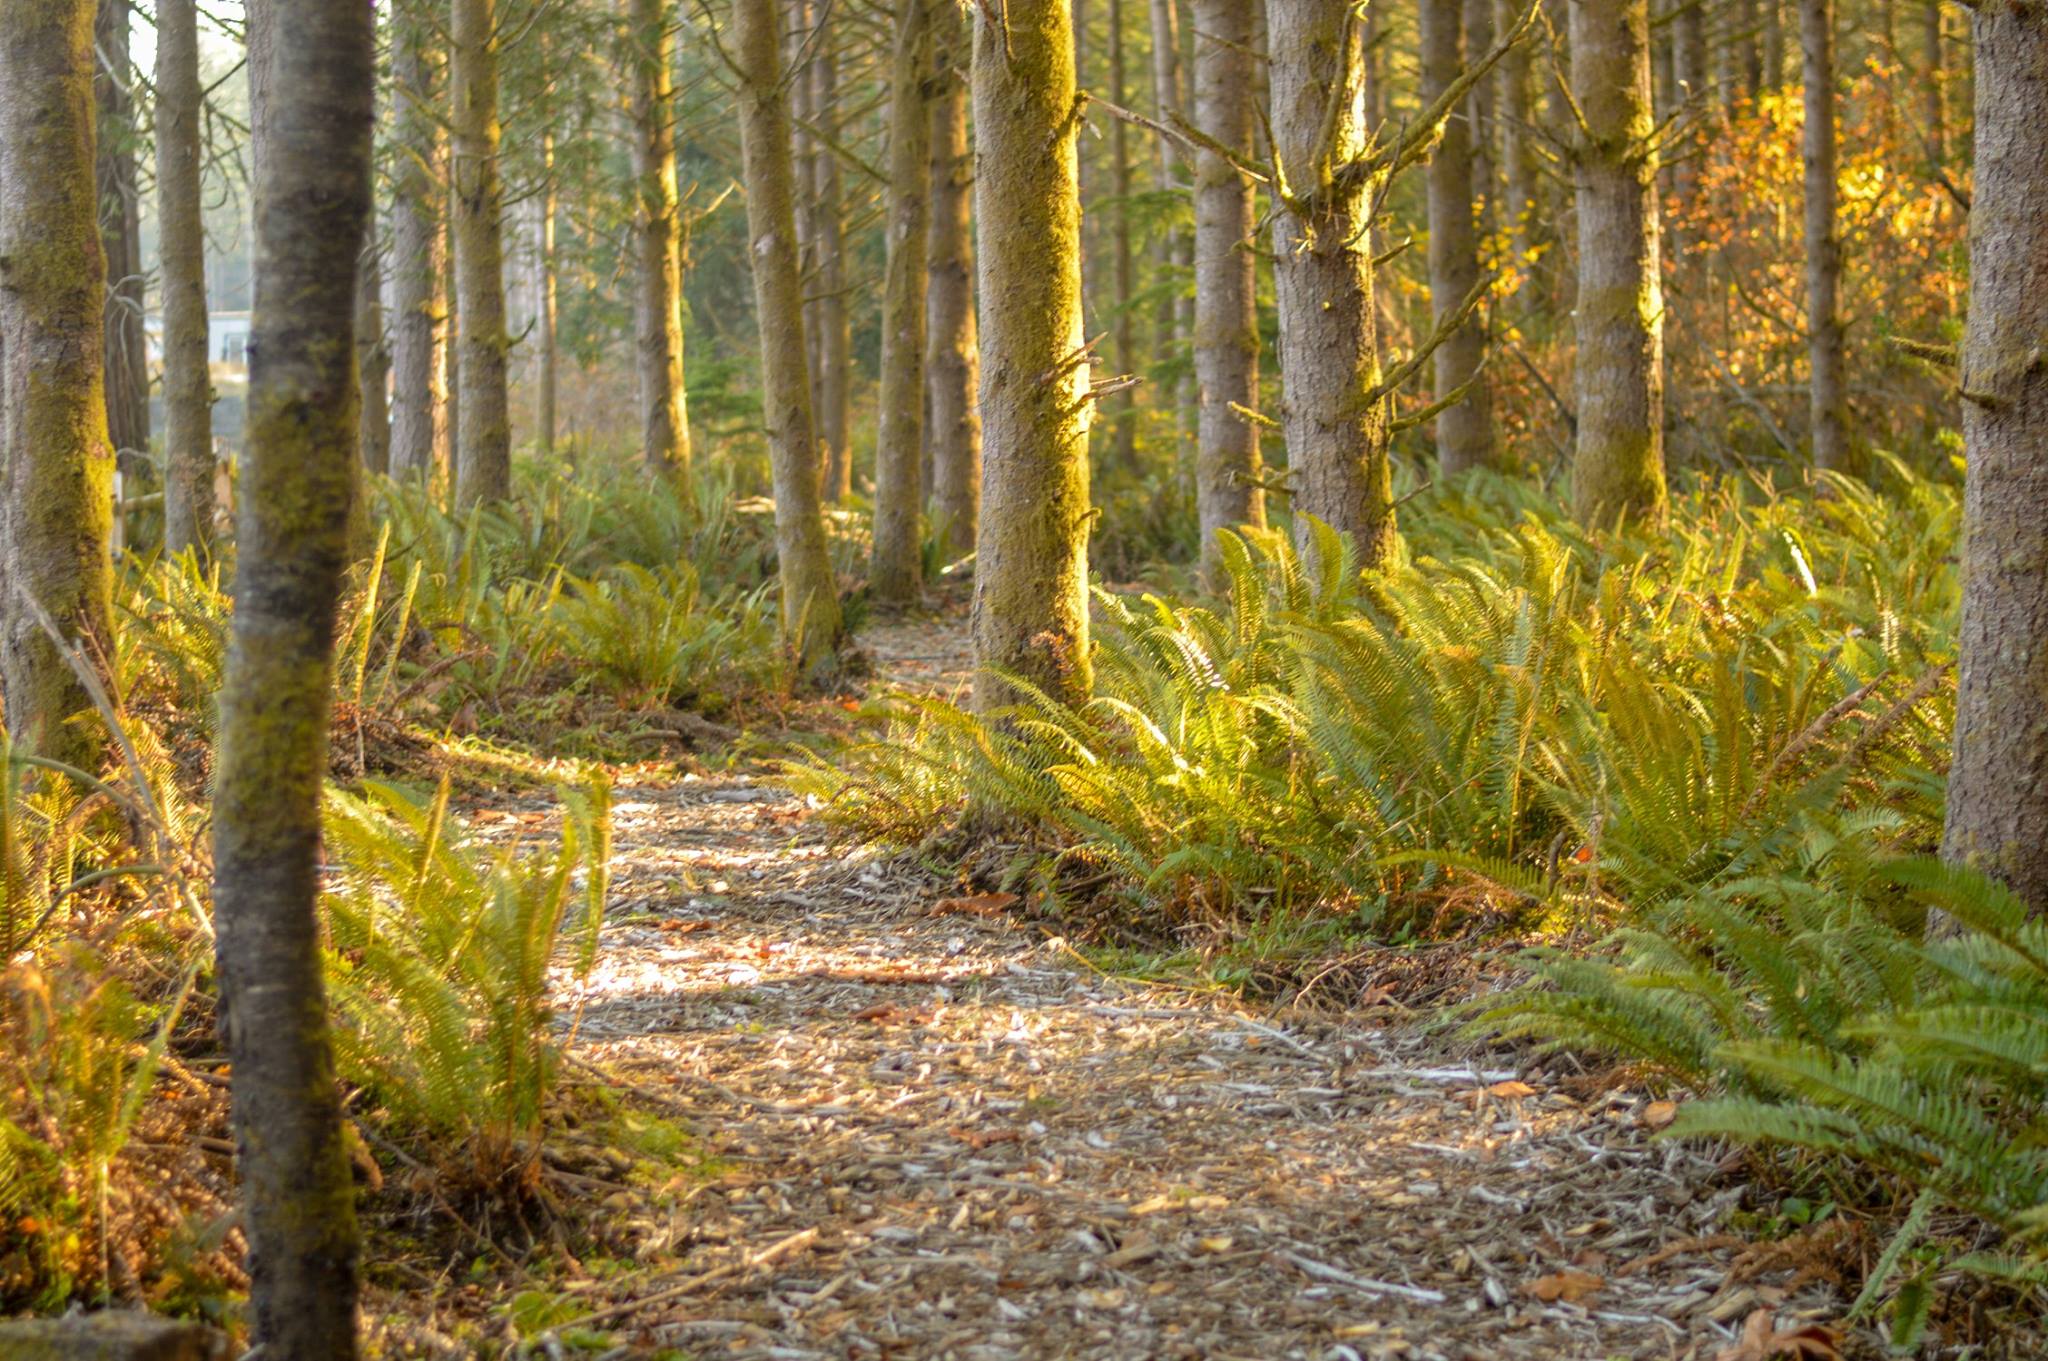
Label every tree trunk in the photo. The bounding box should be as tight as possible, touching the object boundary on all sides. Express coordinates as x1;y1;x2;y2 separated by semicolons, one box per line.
535;128;558;458
1149;0;1193;463
1496;0;1544;276
93;0;148;480
1106;0;1139;469
1191;0;1263;578
356;226;390;477
450;0;512;507
1800;0;1850;472
626;0;688;482
211;1;372;1354
157;0;215;554
1569;0;1668;529
1738;0;1764;100
1764;0;1787;88
1268;0;1396;567
971;0;1094;710
0;0;117;772
925;0;980;554
1422;0;1497;477
732;0;844;668
811;32;852;502
871;0;932;604
1941;2;2048;909
390;12;449;488
1923;0;1946;165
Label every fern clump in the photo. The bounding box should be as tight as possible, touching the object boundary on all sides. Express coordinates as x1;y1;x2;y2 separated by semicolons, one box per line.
804;467;1956;936
322;776;611;1200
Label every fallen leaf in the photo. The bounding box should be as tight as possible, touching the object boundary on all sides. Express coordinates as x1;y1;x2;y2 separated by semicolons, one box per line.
658;918;716;934
1524;1269;1605;1304
1642;1099;1680;1129
1102;1236;1159;1269
851;1002;901;1022
1459;1079;1539;1105
1713;1308;1843;1361
929;892;1020;919
948;1127;1021;1150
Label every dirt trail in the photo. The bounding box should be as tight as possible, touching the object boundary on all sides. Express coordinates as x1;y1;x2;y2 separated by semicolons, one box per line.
549;612;1830;1361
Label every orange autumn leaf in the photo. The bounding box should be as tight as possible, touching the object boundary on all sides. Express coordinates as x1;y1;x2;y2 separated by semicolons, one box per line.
1714;1309;1843;1361
1524;1269;1605;1303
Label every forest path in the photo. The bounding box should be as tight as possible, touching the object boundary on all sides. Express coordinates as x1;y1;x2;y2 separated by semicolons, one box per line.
549;610;1796;1361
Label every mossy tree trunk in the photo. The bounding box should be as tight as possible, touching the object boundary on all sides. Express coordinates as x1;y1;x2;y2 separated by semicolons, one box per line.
1267;0;1397;568
732;0;845;668
390;8;449;488
924;0;980;554
93;0;148;483
1941;2;2048;910
1800;0;1850;473
1422;0;1497;477
1568;0;1668;529
970;0;1094;710
0;0;118;773
871;0;933;605
450;0;512;507
356;225;391;477
157;0;215;555
211;1;373;1353
1105;0;1139;471
1191;0;1262;578
626;0;689;483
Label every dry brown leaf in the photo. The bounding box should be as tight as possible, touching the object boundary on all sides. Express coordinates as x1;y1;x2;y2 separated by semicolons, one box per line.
1714;1308;1843;1361
1523;1269;1605;1303
851;1002;901;1022
929;892;1020;918
948;1127;1021;1150
1459;1079;1539;1105
1641;1099;1680;1129
657;918;716;934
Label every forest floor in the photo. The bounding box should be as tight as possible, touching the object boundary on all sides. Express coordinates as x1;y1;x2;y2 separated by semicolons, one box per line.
374;605;1863;1361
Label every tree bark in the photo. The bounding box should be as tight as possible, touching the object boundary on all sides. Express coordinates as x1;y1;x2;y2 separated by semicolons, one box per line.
627;0;689;482
1496;0;1545;276
811;29;852;502
1941;2;2048;910
733;0;844;668
871;0;932;604
356;225;390;477
925;0;980;554
1923;0;1946;166
971;0;1094;710
1267;0;1397;568
1764;0;1786;88
93;0;148;479
1569;0;1668;528
212;1;373;1354
535;127;558;458
0;0;118;772
390;12;449;487
1150;0;1194;462
450;0;512;507
1799;0;1850;472
1191;0;1263;578
157;0;215;554
1422;0;1498;477
1106;0;1139;469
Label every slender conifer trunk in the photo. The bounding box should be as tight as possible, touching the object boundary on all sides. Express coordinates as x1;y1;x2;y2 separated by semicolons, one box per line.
157;0;215;553
733;0;844;667
212;2;374;1353
451;0;512;506
925;0;981;554
627;0;689;481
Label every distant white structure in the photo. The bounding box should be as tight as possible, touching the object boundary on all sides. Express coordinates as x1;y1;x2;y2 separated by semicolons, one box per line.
206;310;251;369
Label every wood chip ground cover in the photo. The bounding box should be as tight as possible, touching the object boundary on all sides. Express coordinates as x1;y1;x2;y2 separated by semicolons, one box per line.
368;613;1885;1360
